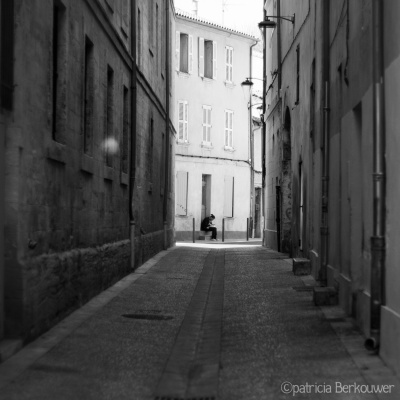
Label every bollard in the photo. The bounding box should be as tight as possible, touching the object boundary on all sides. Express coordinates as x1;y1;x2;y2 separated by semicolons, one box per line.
130;220;135;270
164;221;167;250
222;218;225;242
192;218;195;243
246;218;249;241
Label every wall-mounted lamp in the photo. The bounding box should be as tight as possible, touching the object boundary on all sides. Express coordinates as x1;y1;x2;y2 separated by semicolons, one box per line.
258;15;295;29
241;77;265;87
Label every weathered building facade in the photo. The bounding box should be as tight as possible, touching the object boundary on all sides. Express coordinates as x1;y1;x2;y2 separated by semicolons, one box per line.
264;0;400;376
174;11;257;240
0;0;175;356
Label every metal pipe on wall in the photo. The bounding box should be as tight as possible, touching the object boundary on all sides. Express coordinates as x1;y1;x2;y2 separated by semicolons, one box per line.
163;0;171;247
276;185;281;252
319;0;330;285
365;0;386;352
249;41;258;239
129;0;138;270
261;4;267;246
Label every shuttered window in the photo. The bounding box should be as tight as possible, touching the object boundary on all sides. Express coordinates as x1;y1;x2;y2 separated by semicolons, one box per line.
1;0;14;109
225;46;233;83
83;36;94;155
176;171;188;216
202;105;211;144
199;38;217;80
223;176;234;217
178;100;188;142
176;32;193;74
224;110;233;148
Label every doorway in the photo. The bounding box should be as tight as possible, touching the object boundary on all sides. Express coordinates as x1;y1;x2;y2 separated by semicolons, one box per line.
201;174;211;222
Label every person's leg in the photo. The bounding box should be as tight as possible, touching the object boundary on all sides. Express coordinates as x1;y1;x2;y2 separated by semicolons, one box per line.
210;227;217;239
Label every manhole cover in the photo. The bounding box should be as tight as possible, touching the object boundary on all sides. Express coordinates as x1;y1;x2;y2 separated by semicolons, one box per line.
326;317;346;322
292;286;314;292
155;397;215;400
122;314;173;321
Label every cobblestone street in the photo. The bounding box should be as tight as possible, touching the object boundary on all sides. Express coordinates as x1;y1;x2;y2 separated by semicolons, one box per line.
0;243;399;400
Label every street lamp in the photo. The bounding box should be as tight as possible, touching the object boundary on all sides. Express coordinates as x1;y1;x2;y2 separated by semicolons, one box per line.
241;77;265;87
258;15;295;29
241;76;266;239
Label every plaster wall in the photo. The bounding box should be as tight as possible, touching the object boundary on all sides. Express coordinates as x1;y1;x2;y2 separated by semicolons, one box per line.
174;15;255;238
175;157;250;240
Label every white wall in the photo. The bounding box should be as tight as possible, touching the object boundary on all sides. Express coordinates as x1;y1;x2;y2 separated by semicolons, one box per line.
174;15;256;239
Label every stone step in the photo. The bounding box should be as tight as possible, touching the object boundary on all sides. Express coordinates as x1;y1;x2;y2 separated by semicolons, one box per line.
198;231;213;240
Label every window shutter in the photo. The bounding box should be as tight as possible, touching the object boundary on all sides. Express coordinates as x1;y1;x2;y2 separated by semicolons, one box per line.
176;31;180;71
223;176;234;217
225;47;229;81
212;41;217;79
176;171;188;216
184;102;189;141
229;112;233;147
199;37;204;77
188;35;194;74
230;48;233;82
178;101;184;140
202;106;207;141
224;111;228;146
207;108;211;142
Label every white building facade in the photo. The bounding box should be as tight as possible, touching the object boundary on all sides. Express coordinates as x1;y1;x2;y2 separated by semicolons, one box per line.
174;11;257;240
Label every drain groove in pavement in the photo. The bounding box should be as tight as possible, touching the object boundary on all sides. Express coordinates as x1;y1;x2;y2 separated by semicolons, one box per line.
154;249;225;400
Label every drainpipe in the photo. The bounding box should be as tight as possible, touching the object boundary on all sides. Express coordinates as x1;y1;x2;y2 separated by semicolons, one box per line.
277;0;282;91
319;0;330;284
249;41;258;238
276;185;281;252
365;0;386;352
261;4;267;246
129;0;138;269
163;0;171;249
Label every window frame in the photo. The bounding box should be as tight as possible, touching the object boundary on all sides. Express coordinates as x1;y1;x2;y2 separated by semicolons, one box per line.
224;109;234;149
178;100;189;143
202;105;212;145
225;46;233;83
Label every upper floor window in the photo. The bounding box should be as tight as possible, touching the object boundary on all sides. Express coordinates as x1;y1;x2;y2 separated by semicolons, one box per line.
149;0;154;52
1;0;14;110
225;46;233;83
224;110;233;148
296;44;300;104
202;105;212;144
178;100;189;142
199;38;217;79
176;32;193;74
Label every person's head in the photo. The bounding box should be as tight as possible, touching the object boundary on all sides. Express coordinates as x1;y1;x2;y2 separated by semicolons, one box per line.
210;214;215;220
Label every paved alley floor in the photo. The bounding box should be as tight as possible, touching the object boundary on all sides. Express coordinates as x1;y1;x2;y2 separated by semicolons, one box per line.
0;244;399;400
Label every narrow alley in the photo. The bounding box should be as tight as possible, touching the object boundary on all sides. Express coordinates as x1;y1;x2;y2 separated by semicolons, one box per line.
1;243;398;400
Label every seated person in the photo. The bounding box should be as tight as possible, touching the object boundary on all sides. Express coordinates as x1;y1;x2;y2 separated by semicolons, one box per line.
201;214;217;240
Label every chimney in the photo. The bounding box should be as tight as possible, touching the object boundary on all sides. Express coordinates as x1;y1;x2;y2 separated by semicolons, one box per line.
192;0;199;17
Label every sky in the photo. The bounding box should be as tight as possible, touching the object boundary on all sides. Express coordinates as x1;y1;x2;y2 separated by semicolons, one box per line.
173;0;264;38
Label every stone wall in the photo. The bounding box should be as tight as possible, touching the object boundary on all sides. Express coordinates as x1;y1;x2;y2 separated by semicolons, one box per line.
1;0;176;343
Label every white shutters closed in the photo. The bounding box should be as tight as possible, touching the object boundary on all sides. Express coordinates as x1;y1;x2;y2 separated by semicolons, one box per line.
202;105;211;143
176;31;180;71
199;37;204;77
178;101;188;142
189;35;194;74
223;176;234;217
224;110;233;148
176;171;188;216
225;46;233;82
212;41;217;79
